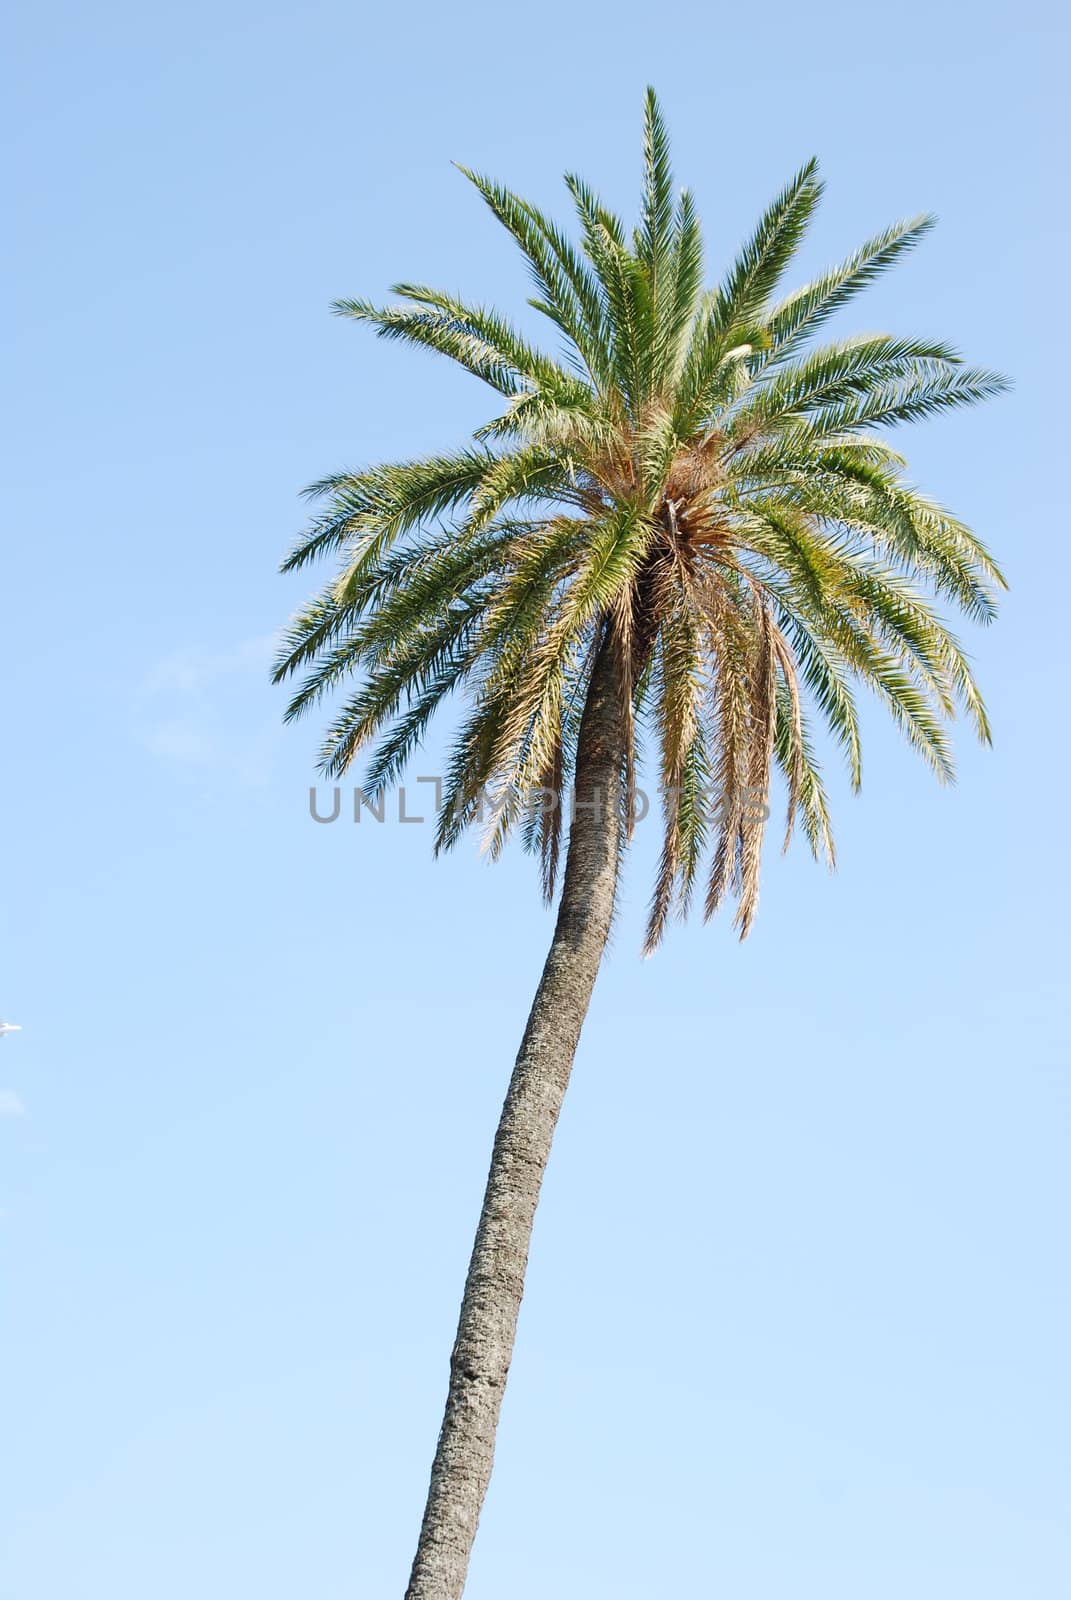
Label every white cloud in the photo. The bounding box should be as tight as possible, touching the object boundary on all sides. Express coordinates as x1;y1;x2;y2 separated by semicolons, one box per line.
141;635;276;697
144;718;219;766
0;1090;26;1118
136;634;281;785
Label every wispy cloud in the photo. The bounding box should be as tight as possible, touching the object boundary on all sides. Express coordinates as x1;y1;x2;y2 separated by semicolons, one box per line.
141;635;276;697
0;1090;26;1118
136;635;281;785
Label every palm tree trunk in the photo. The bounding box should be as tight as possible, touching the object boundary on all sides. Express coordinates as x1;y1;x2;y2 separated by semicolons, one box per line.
404;634;627;1600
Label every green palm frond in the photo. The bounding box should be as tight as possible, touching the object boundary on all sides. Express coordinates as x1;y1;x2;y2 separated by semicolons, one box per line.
711;159;823;334
761;213;937;362
277;89;1006;946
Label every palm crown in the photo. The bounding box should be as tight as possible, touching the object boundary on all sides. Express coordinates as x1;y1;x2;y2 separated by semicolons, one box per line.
275;90;1006;946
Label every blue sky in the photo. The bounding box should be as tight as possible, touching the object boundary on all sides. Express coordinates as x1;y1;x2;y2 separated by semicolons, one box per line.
3;2;1068;1595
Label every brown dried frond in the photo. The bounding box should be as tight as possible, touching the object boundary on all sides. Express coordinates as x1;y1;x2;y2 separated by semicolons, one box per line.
608;595;638;837
643;550;704;953
682;504;734;551
701;580;752;922
585;442;637;504
734;593;777;938
537;733;564;905
663;435;726;509
771;628;804;851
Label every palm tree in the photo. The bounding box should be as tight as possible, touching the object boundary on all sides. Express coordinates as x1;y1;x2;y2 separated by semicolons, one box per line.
274;91;1006;1600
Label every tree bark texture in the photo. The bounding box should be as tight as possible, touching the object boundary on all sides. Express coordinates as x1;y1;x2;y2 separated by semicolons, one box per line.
404;633;627;1599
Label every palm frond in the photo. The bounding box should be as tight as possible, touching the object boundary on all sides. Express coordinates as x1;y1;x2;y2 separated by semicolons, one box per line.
278;93;1006;947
